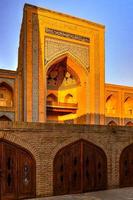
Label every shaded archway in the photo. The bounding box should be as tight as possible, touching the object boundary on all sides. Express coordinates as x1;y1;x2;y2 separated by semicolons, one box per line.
120;143;133;187
0;139;36;200
53;139;107;195
46;56;82;122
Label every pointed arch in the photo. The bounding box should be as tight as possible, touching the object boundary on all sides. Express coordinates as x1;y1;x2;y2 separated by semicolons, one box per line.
64;93;73;103
108;120;117;126
46;51;87;123
45;51;88;77
0;81;13;91
120;143;133;187
125;121;133;126
53;139;107;195
47;93;57;102
0;115;12;121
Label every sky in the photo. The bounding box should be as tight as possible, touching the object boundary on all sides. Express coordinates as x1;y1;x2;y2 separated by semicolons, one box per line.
0;0;133;86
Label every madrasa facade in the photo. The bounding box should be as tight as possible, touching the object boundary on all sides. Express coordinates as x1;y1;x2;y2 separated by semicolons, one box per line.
0;3;133;200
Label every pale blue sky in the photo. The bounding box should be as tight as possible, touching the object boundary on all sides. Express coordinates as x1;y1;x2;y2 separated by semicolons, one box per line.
0;0;133;86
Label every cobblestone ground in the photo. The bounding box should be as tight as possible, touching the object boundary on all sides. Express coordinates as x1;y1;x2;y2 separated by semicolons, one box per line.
26;187;133;200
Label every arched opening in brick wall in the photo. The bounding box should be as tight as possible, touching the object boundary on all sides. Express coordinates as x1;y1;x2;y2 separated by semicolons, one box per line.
0;139;36;200
53;139;107;195
120;143;133;187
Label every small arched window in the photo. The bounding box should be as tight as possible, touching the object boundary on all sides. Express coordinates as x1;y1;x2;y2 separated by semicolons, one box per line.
65;94;73;103
47;94;57;103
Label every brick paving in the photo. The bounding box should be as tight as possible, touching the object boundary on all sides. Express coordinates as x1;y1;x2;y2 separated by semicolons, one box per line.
26;187;133;200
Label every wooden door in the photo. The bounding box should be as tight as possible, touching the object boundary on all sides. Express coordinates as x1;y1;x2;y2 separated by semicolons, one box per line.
54;140;107;195
68;141;81;194
53;141;81;195
17;149;36;199
120;144;133;187
83;141;107;192
94;148;107;190
0;140;36;200
1;142;17;200
83;141;95;192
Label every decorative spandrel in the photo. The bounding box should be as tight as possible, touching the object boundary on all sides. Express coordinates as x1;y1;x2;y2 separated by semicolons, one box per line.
45;37;90;71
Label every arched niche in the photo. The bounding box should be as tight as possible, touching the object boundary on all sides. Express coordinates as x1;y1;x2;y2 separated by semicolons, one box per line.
46;55;83;122
64;94;74;103
108;120;117;126
47;93;58;103
106;94;117;115
0;82;13;107
125;121;133;126
124;97;133;116
0;115;12;121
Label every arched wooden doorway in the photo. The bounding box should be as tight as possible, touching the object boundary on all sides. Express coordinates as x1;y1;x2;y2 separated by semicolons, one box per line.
0;140;36;200
120;144;133;187
53;140;107;195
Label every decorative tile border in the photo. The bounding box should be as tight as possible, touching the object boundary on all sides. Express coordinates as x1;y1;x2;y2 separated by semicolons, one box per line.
45;28;90;43
32;14;39;122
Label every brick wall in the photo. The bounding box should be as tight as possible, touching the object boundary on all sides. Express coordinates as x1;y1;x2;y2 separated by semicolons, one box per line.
0;122;133;197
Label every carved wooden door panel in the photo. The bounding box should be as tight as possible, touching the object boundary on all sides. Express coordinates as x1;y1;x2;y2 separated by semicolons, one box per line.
120;144;133;187
0;140;36;200
54;141;81;195
129;145;133;185
83;141;107;192
17;149;36;199
94;148;107;190
83;142;95;192
53;147;69;195
0;143;2;200
1;142;17;200
68;141;81;194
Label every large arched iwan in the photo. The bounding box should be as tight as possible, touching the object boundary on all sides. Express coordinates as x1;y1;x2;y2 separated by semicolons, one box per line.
0;139;36;200
53;139;107;195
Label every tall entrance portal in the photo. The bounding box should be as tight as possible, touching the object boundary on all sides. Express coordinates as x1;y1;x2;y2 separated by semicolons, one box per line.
0;140;36;200
53;140;107;195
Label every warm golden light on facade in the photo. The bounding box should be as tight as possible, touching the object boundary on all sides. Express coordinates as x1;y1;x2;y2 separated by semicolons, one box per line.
0;4;132;126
